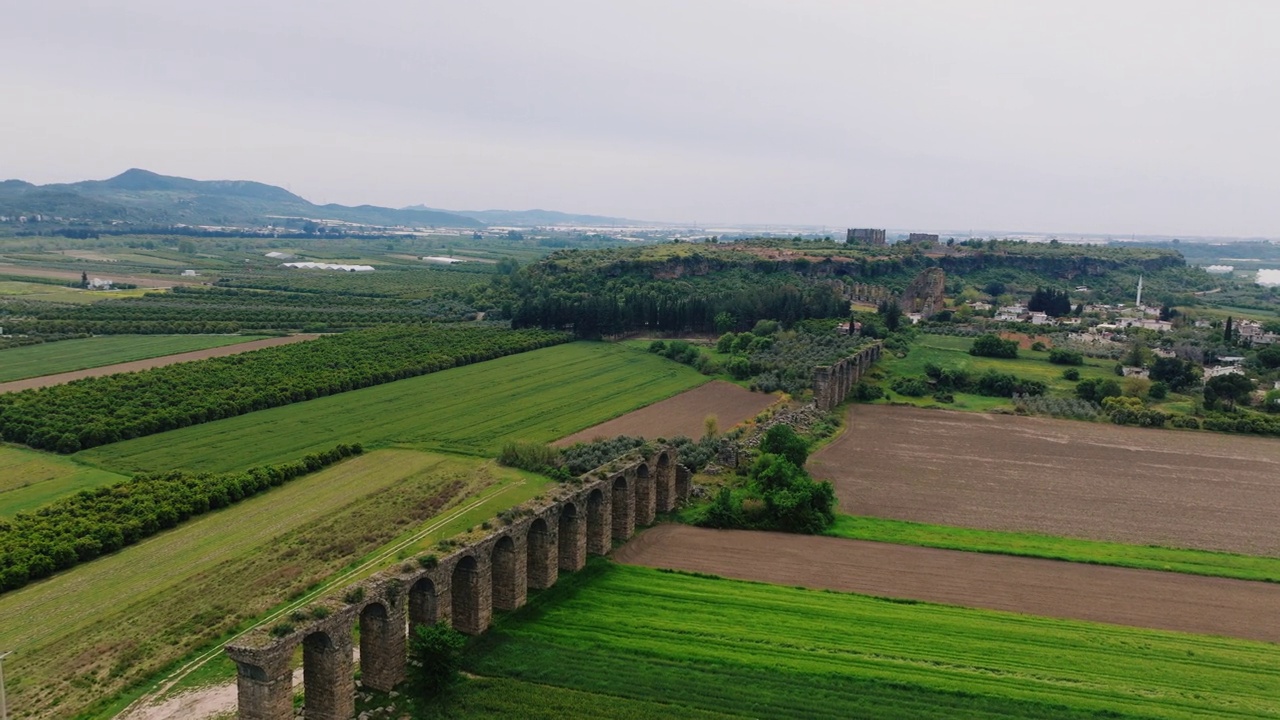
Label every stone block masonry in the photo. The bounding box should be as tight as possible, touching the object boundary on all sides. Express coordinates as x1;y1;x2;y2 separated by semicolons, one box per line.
226;446;685;719
813;342;882;411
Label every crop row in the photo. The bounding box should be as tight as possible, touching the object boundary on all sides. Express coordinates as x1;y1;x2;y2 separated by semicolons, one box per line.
465;563;1280;719
0;443;363;593
0;325;568;452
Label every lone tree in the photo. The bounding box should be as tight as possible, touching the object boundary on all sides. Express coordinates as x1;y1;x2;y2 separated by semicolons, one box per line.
79;271;89;289
408;620;467;702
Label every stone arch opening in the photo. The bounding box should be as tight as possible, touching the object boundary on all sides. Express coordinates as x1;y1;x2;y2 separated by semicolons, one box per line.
586;488;609;555
302;629;353;719
450;555;488;635
557;502;585;572
611;475;633;541
635;463;656;525
409;576;437;629
491;535;522;611
526;517;555;589
360;601;404;692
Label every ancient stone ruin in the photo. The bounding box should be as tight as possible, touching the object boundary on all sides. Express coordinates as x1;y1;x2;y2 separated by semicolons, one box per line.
225;447;688;720
847;283;894;305
898;267;946;318
812;341;882;411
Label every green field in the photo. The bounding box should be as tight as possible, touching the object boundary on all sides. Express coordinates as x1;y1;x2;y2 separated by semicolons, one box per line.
461;562;1280;720
0;280;153;303
830;515;1280;584
79;341;709;474
0;333;267;382
1;449;551;719
0;444;127;515
868;334;1118;411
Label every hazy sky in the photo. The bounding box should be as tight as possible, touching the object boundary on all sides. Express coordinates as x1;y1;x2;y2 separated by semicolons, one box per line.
3;1;1278;236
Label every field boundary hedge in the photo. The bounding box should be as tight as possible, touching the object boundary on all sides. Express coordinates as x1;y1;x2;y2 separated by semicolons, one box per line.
0;443;364;593
0;325;569;452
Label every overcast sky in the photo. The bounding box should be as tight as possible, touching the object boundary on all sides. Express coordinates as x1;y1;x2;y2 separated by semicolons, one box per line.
3;1;1278;236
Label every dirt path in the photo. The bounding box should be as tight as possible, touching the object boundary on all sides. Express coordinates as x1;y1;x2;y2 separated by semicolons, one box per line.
615;525;1280;643
555;380;776;446
0;335;319;393
809;405;1280;556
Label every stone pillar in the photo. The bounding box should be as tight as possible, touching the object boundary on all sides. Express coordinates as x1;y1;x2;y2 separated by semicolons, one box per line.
587;489;611;555
491;536;527;611
302;627;354;720
449;556;492;635
611;477;634;541
526;518;557;589
634;468;656;526
226;646;294;720
557;504;586;573
675;465;692;501
359;602;406;692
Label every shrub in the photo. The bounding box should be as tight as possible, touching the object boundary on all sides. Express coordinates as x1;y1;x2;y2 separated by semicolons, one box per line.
270;622;295;638
1062;367;1080;381
759;424;809;468
497;441;560;475
408;620;467;701
889;376;931;397
344;587;366;604
1048;348;1084;365
852;382;884;401
969;334;1018;359
1148;381;1169;400
1031;341;1047;352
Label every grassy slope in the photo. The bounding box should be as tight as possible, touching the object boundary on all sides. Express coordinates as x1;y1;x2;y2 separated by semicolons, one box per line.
869;334;1117;411
2;449;551;719
79;341;709;474
0;444;127;515
0;333;265;382
830;516;1280;583
463;562;1280;720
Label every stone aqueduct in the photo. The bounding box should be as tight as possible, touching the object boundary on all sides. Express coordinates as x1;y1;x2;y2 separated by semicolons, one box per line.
226;448;688;720
813;341;883;411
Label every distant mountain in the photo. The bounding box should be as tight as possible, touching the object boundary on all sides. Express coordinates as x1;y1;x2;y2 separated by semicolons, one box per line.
407;205;654;227
0;169;483;229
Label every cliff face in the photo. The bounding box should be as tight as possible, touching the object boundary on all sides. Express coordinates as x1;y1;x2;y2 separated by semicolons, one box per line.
899;268;946;317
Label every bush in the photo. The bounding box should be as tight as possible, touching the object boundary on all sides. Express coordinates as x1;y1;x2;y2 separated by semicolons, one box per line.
497;441;560;475
408;620;467;701
1062;367;1080;381
1031;341;1047;352
759;424;809;468
969;334;1019;359
852;382;884;401
1076;377;1122;403
1148;381;1169;400
889;376;931;397
1048;348;1084;365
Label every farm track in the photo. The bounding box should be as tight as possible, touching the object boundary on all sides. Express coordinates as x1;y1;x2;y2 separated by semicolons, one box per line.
554;380;775;446
614;524;1280;643
0;334;319;393
811;404;1280;556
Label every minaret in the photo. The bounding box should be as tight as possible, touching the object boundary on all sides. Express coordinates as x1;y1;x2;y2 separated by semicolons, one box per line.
1136;275;1143;307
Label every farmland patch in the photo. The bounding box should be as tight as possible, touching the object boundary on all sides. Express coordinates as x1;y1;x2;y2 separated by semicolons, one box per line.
554;380;775;446
465;561;1280;719
0;444;127;516
810;404;1280;555
0;333;271;384
79;342;708;474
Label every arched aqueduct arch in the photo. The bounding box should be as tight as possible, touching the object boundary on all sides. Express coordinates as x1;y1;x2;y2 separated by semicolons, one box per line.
226;446;691;720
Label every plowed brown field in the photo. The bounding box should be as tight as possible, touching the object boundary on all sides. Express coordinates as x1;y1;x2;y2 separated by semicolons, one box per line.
0;335;319;393
615;525;1280;643
554;380;776;446
810;405;1280;555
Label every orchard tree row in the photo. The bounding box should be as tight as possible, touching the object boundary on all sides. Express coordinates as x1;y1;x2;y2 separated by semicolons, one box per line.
0;444;363;593
0;325;568;452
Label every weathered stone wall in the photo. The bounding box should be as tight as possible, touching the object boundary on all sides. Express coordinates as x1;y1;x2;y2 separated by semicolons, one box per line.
898;267;946;318
813;342;883;411
226;447;686;719
848;282;894;305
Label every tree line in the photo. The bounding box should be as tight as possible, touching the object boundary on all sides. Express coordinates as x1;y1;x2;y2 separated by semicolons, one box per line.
0;325;568;452
0;443;363;593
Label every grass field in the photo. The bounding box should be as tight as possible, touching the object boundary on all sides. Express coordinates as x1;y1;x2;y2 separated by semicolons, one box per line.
0;444;127;516
0;334;266;382
829;515;1280;584
79;341;709;474
461;562;1280;720
0;280;153;303
868;334;1118;411
0;449;550;719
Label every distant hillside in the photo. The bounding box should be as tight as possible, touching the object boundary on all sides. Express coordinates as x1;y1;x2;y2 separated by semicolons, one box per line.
407;205;654;227
0;169;483;229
